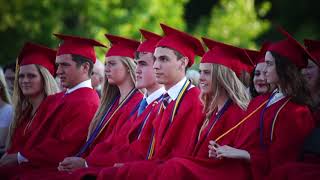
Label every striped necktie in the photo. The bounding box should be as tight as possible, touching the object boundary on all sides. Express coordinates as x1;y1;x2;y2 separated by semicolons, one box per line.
162;93;170;108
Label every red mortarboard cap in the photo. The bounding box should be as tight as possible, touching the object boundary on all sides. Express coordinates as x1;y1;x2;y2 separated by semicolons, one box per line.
202;38;254;75
18;42;57;75
245;42;271;65
137;29;162;53
54;33;106;64
244;49;259;65
267;27;312;69
304;39;320;67
201;37;252;76
105;34;140;59
156;23;205;67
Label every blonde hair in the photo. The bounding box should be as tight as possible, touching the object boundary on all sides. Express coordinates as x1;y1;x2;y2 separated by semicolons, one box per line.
239;70;251;87
88;56;137;135
8;64;59;145
200;64;251;120
0;67;12;104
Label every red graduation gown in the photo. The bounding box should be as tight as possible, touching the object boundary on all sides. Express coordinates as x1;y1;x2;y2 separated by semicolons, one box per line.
245;94;315;179
33;95;161;180
149;93;315;180
20;88;100;167
6;117;30;154
150;93;315;180
147;103;255;180
0;88;100;179
85;90;142;155
7;100;47;154
12;90;142;180
96;87;205;180
85;96;160;167
33;98;163;180
266;161;320;180
152;87;204;159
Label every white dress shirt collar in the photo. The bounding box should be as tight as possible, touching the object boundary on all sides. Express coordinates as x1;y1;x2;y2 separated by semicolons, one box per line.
166;77;189;101
66;79;92;94
145;87;166;105
267;88;286;107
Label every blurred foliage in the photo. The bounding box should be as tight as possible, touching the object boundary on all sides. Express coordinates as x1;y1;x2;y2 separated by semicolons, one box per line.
5;0;318;68
193;0;270;50
0;0;188;64
256;0;320;43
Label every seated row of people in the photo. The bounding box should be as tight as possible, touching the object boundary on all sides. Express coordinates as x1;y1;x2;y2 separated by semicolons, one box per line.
0;24;319;180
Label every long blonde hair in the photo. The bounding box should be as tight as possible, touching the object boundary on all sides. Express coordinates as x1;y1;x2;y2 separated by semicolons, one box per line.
0;67;12;104
200;64;251;120
8;64;59;144
88;56;137;135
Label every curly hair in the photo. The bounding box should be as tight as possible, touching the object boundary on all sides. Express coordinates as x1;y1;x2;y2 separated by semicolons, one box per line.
270;51;313;108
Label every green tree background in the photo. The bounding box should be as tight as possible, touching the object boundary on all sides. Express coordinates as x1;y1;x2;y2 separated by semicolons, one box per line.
0;0;318;65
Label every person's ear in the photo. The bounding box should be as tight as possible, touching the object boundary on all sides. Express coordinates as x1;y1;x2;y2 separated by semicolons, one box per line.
82;62;90;74
179;57;189;71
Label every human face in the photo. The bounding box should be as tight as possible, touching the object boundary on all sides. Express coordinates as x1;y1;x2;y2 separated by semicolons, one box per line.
56;54;84;89
253;62;269;94
105;56;130;85
265;51;279;85
153;47;185;90
199;63;213;94
135;52;157;90
301;59;320;91
91;65;104;88
18;64;43;98
4;69;15;93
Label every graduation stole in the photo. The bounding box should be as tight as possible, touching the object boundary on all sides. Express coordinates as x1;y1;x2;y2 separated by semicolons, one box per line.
75;88;137;157
146;80;191;160
214;99;269;143
136;95;163;140
259;91;290;148
23;107;39;136
269;97;291;142
94;88;138;140
193;99;232;154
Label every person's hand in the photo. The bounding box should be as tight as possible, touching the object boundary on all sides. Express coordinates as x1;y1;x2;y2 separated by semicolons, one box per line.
113;163;124;167
0;153;18;167
57;157;86;172
215;145;250;161
208;140;220;158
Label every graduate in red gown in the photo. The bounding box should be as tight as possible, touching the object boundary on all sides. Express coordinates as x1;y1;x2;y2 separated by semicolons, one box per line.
147;37;258;180
51;34;143;174
265;39;320;180
0;42;60;166
0;35;104;179
94;23;205;180
240;28;315;179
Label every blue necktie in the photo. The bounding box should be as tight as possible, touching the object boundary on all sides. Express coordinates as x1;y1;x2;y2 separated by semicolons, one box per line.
138;98;148;116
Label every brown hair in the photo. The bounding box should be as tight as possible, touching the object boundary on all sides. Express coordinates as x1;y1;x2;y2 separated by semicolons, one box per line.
271;51;313;108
